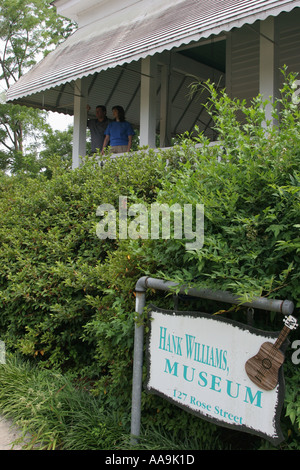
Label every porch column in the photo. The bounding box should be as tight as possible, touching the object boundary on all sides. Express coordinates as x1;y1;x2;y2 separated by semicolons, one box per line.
159;63;172;147
72;78;88;169
139;57;157;148
259;17;279;125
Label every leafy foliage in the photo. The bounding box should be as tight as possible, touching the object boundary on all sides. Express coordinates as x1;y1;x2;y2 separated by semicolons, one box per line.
0;355;126;450
0;0;76;172
0;72;300;449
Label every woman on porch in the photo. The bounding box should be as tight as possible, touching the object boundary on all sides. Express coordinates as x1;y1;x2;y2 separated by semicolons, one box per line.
102;105;135;154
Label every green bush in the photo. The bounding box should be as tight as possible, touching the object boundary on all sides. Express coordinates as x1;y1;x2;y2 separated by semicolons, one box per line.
0;70;300;449
0;150;165;370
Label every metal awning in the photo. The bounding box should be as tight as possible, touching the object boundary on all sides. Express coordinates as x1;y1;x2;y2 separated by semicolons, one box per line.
5;0;300;137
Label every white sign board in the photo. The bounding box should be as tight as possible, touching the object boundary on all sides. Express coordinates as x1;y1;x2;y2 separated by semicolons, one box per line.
146;306;286;444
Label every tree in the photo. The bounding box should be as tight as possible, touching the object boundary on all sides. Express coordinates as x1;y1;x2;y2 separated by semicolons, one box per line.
0;0;76;173
39;125;73;177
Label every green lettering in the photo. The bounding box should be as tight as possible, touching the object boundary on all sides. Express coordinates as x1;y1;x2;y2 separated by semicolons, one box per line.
244;386;263;408
198;371;208;387
185;334;195;359
210;374;222;392
159;327;167;350
164;358;178;376
183;364;195;382
226;380;240;399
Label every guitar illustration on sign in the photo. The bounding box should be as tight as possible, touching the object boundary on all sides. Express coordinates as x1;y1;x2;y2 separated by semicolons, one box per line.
245;315;298;391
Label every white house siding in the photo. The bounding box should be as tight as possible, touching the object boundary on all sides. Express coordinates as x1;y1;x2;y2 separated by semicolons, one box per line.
227;10;300;104
226;23;260;103
278;8;300;82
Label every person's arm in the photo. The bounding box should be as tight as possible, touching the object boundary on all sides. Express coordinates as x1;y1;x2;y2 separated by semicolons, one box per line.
127;135;133;152
102;135;110;154
86;105;91;127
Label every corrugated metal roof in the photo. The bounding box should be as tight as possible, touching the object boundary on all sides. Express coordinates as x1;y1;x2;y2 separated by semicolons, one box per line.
6;0;300;103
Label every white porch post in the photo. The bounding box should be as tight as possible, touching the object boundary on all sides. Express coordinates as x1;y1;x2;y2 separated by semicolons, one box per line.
159;63;172;148
139;57;157;148
259;17;279;125
72;78;88;169
225;32;232;98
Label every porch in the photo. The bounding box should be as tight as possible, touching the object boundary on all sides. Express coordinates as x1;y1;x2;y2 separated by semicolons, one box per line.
5;0;300;169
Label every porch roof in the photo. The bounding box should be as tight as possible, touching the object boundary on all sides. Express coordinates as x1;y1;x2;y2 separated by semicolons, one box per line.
5;0;300;135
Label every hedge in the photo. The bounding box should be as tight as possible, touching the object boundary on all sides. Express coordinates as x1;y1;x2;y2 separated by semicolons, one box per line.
0;70;299;449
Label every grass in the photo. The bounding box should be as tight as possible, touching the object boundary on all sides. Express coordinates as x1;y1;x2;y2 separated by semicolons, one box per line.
0;355;126;450
0;354;219;450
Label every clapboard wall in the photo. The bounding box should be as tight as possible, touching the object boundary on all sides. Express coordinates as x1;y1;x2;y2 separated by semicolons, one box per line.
226;8;300;103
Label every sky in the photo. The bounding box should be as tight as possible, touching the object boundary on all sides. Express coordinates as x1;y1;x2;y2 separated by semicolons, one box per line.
47;110;73;131
1;81;73;132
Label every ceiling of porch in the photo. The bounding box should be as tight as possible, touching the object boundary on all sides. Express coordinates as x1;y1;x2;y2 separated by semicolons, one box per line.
9;40;226;140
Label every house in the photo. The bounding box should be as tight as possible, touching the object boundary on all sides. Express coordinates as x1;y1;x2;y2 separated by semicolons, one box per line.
6;0;300;169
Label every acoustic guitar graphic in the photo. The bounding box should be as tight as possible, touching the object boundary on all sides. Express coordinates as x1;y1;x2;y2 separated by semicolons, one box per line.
245;315;298;391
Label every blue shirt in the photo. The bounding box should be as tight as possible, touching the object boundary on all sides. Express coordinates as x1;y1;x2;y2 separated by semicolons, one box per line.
105;121;135;146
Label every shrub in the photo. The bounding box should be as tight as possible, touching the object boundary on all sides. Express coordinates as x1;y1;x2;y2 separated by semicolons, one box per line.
0;150;168;370
0;70;300;449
